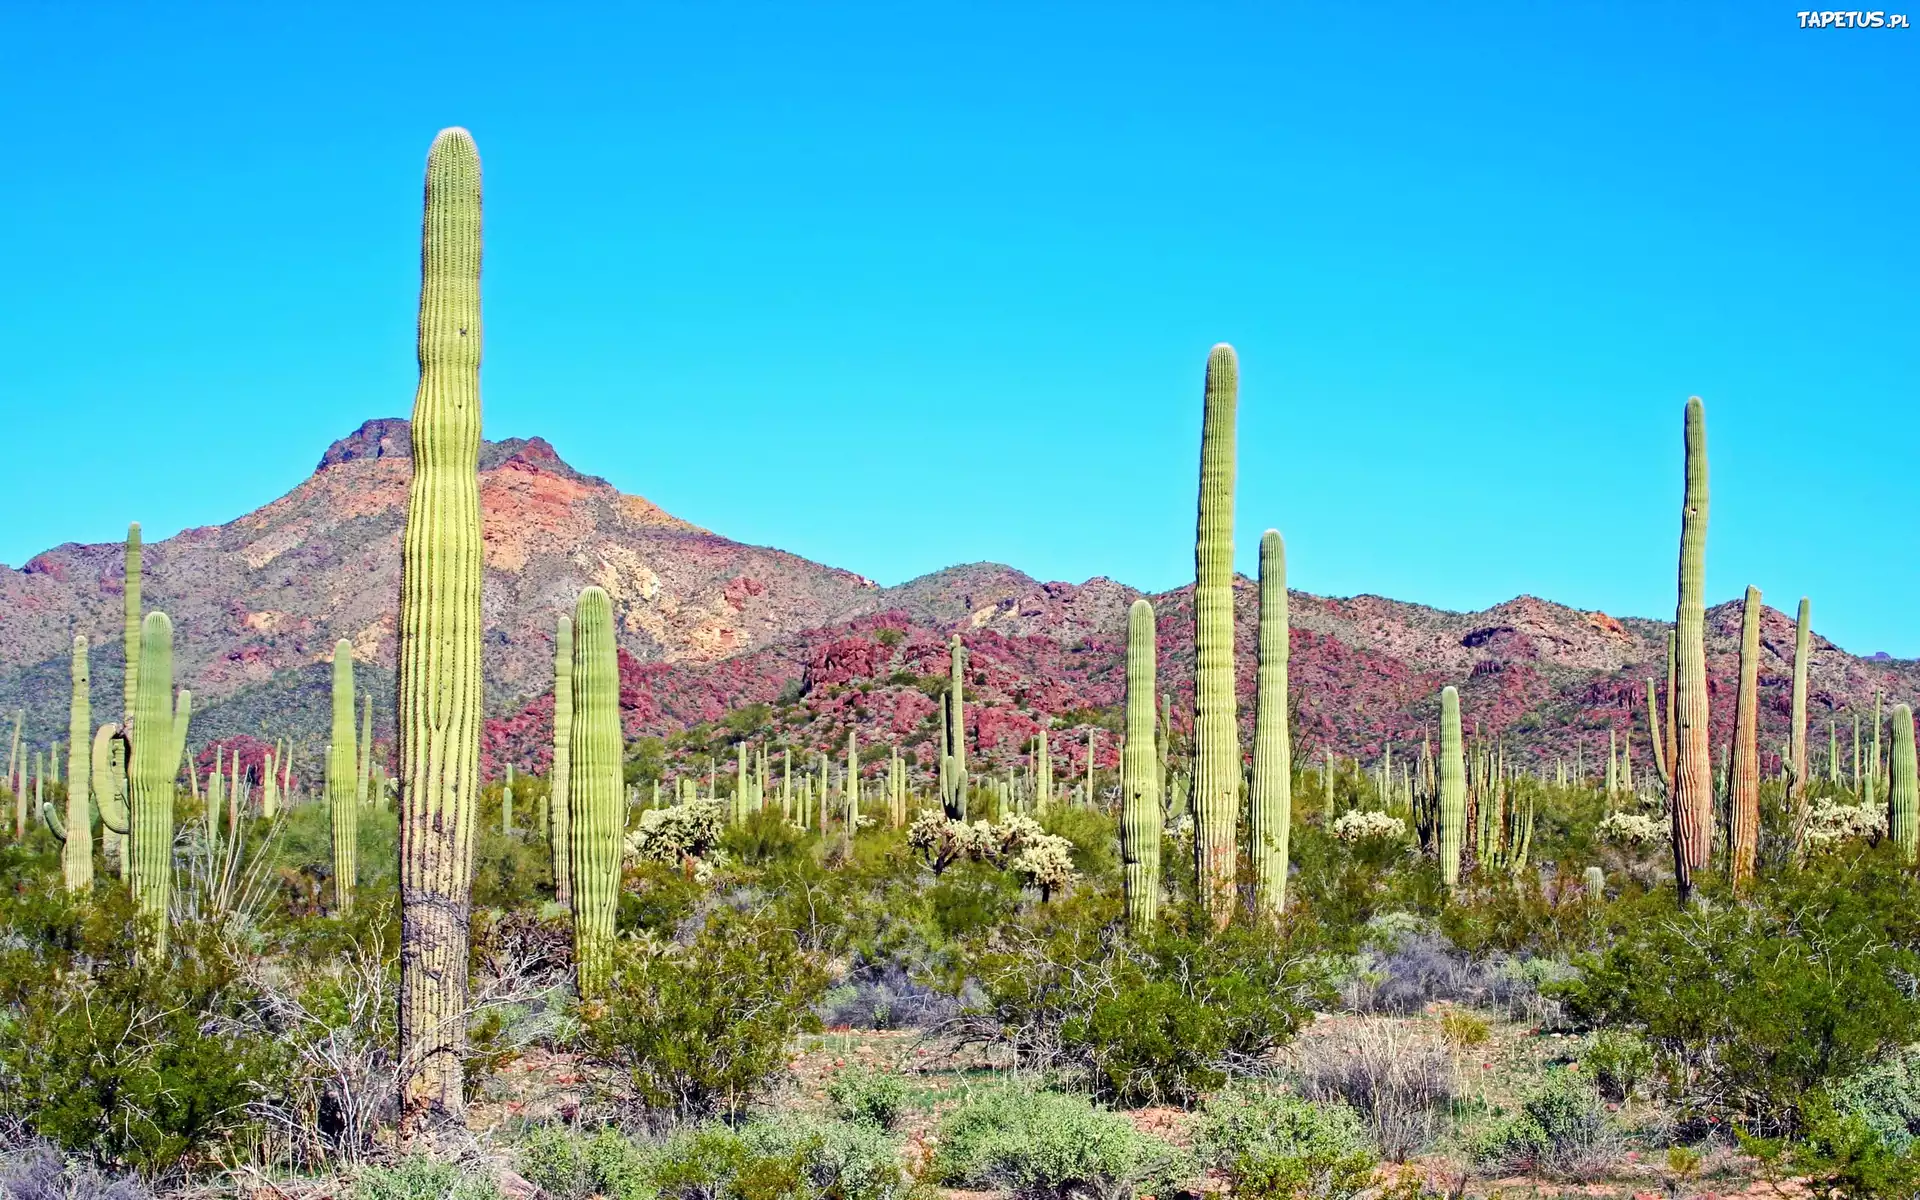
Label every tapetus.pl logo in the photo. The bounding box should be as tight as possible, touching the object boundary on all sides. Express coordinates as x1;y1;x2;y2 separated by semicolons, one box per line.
1796;9;1910;25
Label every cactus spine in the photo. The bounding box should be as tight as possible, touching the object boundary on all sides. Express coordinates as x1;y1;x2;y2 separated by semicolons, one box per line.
1439;686;1466;890
1670;397;1712;898
61;636;92;891
1120;599;1161;931
129;613;187;949
328;640;358;914
1729;585;1762;889
396;127;486;1116
1890;704;1918;865
1250;530;1291;919
1192;343;1240;928
1790;597;1811;801
568;588;623;998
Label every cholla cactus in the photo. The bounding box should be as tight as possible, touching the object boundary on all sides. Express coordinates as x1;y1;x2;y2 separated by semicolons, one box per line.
1330;810;1408;844
1598;811;1668;846
627;800;727;868
1803;798;1886;850
1010;836;1077;902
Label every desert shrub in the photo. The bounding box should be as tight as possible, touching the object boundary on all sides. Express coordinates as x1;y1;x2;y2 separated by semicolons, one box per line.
1191;1083;1377;1200
954;897;1330;1107
736;1114;911;1200
579;906;829;1119
353;1154;500;1200
516;1125;653;1200
1289;1019;1453;1161
821;958;964;1031
1038;807;1120;885
721;807;814;867
827;1066;910;1131
0;1139;151;1200
1560;849;1920;1136
932;1085;1190;1200
1581;1030;1654;1103
472;822;554;910
926;861;1024;940
0;890;288;1178
617;861;705;939
1742;1093;1920;1200
1469;1072;1617;1180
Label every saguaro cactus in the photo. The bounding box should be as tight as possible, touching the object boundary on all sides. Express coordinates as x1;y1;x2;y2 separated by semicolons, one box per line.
1250;530;1291;919
940;635;967;819
569;587;623;998
129;613;188;949
1121;600;1161;931
1889;704;1917;865
329;640;358;914
397;127;486;1117
1729;586;1762;888
1671;397;1712;899
1192;342;1240;928
357;693;373;807
1790;597;1811;800
61;636;92;891
551;613;574;906
1439;687;1467;890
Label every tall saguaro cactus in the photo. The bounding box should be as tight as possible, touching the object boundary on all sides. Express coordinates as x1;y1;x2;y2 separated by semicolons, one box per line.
1790;597;1812;800
329;640;358;914
1439;687;1467;890
1729;586;1762;888
940;635;967;819
130;613;188;949
1671;397;1712;899
551;613;574;907
1889;704;1918;865
62;636;92;891
123;523;142;729
1121;600;1161;931
396;127;486;1118
1250;530;1291;919
1192;343;1240;928
569;588;623;998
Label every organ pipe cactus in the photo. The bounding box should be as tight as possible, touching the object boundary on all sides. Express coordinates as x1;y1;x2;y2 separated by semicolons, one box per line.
1671;397;1712;899
1729;586;1762;889
1250;529;1291;919
1889;704;1917;865
568;587;623;999
1439;686;1466;890
397;127;486;1116
1790;597;1811;800
329;640;358;914
1192;342;1241;928
1121;599;1161;931
551;613;573;906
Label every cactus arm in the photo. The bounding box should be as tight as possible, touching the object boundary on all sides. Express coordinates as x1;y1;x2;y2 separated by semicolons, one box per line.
94;724;130;835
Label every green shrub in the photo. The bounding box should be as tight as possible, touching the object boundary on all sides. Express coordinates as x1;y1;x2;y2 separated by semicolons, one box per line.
354;1155;501;1200
721;808;814;867
1468;1072;1615;1180
961;897;1331;1106
580;906;829;1118
1826;1046;1920;1155
1560;850;1920;1136
927;860;1025;942
933;1085;1190;1200
827;1065;910;1130
738;1114;911;1200
517;1125;654;1200
1580;1030;1653;1103
616;861;705;938
1191;1082;1377;1200
1742;1093;1920;1200
0;888;288;1178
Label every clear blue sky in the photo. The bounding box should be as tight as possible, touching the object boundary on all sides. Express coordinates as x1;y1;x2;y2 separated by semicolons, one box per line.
2;3;1913;655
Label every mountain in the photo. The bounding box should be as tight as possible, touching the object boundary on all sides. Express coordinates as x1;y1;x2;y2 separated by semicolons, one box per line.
0;420;1914;788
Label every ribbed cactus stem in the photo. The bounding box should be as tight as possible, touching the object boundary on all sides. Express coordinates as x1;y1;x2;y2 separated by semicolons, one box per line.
131;612;186;950
569;587;623;998
61;636;92;891
357;692;373;808
941;635;967;819
1036;726;1052;813
1584;865;1606;898
1121;600;1162;932
123;523;141;729
1250;530;1291;919
1439;687;1467;891
1670;397;1712;898
1729;586;1761;889
397;127;486;1116
846;727;859;830
1889;704;1917;865
1870;692;1883;811
1192;342;1240;928
1790;597;1811;800
551;613;574;906
329;640;358;914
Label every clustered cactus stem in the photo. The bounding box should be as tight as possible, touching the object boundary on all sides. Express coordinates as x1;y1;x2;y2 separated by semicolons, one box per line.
396;127;486;1118
1121;599;1161;931
1670;397;1712;899
1728;586;1762;888
1250;529;1291;919
1192;342;1241;928
568;587;623;998
330;639;358;914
